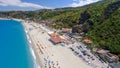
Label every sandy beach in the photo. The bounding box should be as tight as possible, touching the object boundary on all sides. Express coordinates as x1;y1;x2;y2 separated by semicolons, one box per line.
22;20;93;68
0;18;108;68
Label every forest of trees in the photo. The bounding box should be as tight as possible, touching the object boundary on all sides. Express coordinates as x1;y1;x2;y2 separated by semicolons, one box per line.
72;0;120;57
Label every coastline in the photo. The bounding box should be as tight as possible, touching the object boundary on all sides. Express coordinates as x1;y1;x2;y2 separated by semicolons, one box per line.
0;19;36;68
0;18;101;68
20;20;93;68
0;18;43;68
22;21;42;68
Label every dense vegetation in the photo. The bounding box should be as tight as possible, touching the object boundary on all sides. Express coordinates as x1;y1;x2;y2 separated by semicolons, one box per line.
81;0;120;57
0;0;120;57
72;0;120;57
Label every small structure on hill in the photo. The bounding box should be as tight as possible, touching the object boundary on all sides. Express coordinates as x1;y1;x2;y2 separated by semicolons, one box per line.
68;33;82;40
106;53;119;63
62;28;71;33
97;49;119;63
83;39;92;44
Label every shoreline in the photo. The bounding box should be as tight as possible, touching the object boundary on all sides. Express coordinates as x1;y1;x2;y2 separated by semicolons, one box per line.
0;18;43;68
25;27;41;68
1;18;107;68
21;20;93;68
0;19;36;68
10;18;93;68
22;21;42;68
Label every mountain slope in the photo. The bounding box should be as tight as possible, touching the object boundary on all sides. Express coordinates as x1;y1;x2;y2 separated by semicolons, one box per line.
73;0;120;56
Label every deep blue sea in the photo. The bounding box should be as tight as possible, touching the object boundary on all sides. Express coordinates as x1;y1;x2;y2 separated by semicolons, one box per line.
0;20;33;68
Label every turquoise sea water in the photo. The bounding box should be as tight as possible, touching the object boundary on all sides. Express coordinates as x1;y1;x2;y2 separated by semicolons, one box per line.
0;20;33;68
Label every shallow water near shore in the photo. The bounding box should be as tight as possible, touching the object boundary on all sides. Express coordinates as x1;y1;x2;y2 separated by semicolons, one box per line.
0;20;33;68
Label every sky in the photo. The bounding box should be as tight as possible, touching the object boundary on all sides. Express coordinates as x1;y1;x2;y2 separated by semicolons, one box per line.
0;0;101;11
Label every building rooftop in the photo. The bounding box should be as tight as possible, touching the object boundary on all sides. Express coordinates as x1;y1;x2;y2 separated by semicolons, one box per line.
62;29;71;33
97;49;109;54
50;37;62;44
83;39;92;44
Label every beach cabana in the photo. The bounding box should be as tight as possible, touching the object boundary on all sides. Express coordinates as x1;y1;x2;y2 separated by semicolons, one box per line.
50;37;62;44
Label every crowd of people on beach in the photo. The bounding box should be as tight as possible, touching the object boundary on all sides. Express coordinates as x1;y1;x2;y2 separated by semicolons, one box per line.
44;56;60;68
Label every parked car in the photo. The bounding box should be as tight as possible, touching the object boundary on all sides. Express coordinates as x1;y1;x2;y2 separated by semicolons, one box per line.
69;47;74;51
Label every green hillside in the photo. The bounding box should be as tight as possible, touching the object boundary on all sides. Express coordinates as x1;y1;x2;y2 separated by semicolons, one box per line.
88;1;120;55
72;0;120;56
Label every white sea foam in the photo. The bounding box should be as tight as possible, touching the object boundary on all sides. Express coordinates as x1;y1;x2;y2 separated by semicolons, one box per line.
29;45;41;68
25;29;28;33
26;33;29;38
30;47;36;60
27;35;41;68
23;22;41;68
29;40;32;44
